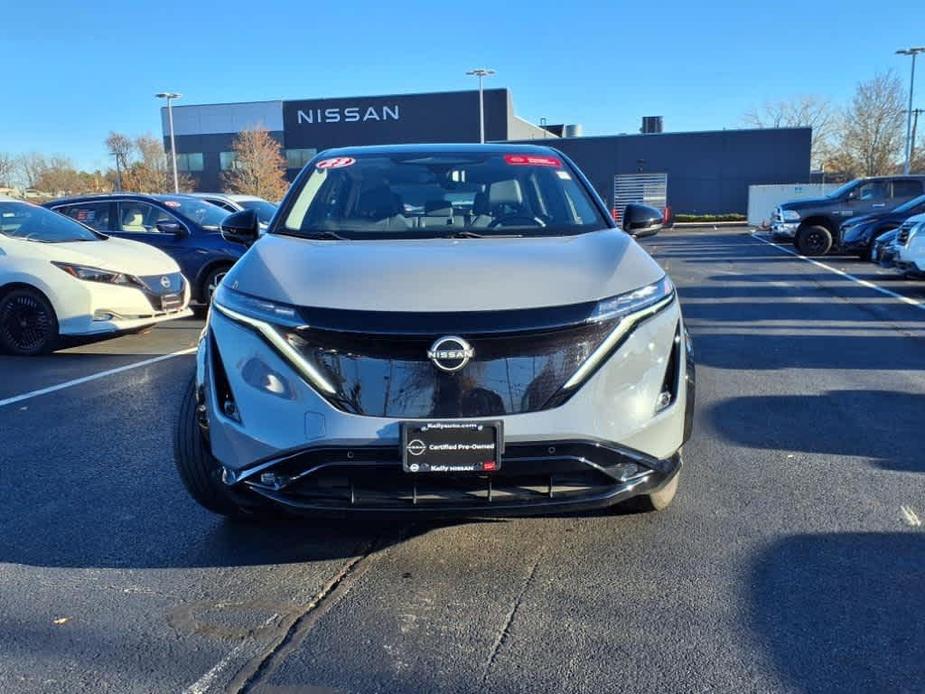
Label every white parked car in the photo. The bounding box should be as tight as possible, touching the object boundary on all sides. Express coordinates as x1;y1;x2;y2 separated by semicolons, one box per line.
893;213;925;278
188;193;277;230
0;198;192;355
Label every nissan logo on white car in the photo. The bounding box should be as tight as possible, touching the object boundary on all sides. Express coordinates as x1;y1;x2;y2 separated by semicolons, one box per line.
427;336;474;372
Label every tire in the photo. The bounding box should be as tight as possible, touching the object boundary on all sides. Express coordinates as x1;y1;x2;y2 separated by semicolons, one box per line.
200;265;232;304
173;378;253;518
621;469;680;513
795;225;833;256
0;287;59;356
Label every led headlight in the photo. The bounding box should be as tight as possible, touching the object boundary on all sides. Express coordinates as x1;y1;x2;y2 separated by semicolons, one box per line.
211;285;336;395
563;276;676;389
52;262;140;286
780;209;801;222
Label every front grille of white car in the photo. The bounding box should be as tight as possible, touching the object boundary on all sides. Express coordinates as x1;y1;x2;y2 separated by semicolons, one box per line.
896;222;915;246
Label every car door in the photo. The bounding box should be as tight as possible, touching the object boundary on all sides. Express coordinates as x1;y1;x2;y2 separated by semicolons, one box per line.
109;201;194;276
852;179;891;216
891;179;924;206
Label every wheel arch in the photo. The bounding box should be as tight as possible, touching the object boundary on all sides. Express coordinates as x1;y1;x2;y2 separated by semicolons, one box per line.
799;216;837;234
194;259;236;301
0;280;59;315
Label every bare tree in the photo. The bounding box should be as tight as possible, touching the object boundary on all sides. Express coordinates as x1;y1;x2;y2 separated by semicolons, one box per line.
744;95;838;168
33;155;84;195
106;132;193;193
0;153;16;188
16;152;48;190
222;126;288;200
833;71;906;177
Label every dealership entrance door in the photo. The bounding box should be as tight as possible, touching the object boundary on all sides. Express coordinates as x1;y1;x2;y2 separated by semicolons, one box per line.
612;173;668;222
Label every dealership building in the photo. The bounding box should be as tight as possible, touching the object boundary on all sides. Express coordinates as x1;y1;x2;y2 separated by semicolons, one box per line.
161;88;811;214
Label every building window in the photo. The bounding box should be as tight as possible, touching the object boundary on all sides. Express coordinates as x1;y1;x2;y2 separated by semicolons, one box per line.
176;152;204;172
220;151;238;171
285;148;317;170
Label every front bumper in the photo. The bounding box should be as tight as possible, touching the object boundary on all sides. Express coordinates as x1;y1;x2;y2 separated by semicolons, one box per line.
770;222;798;239
224;439;682;517
197;289;692;515
57;274;192;336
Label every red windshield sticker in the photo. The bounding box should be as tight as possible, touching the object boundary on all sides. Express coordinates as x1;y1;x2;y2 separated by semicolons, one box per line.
316;157;356;170
504;154;562;167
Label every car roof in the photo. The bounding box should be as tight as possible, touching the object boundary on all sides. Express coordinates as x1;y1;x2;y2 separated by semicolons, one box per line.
316;142;565;158
44;192;204;206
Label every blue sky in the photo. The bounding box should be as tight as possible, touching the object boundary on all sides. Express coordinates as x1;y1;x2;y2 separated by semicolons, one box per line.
2;0;922;171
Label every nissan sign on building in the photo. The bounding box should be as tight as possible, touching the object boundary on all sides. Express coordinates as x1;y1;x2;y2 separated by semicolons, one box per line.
281;90;509;149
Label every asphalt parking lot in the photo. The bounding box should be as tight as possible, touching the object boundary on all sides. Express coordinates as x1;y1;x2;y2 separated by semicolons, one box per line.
1;228;923;693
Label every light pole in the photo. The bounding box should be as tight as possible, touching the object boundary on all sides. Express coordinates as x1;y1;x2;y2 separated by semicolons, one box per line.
156;91;182;192
466;68;495;143
897;48;925;175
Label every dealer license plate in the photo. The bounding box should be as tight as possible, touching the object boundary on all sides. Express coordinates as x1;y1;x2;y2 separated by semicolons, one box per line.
401;421;503;473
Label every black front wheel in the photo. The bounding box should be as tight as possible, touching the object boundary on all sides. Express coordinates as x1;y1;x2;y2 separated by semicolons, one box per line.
174;378;264;519
0;288;59;356
795;225;833;256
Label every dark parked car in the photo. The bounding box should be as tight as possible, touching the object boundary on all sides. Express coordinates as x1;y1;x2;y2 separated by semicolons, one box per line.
770;176;925;256
45;194;245;304
840;193;925;259
872;228;901;267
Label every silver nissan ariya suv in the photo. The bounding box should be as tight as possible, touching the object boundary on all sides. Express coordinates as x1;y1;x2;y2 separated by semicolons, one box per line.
174;144;694;518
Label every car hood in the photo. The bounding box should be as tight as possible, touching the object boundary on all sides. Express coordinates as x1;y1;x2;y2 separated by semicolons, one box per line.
780;197;835;211
21;236;180;275
225;229;665;311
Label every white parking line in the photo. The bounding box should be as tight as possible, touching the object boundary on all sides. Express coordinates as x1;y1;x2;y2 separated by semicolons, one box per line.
182;614;279;694
900;505;922;528
749;233;925;312
0;347;197;409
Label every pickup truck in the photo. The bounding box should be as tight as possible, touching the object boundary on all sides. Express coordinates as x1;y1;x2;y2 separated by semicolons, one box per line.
770;175;925;256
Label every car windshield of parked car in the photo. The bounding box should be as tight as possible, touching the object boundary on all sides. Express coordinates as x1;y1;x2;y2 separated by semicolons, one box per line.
0;202;101;243
154;196;229;230
239;199;277;224
826;181;860;199
281;152;608;239
893;194;925;215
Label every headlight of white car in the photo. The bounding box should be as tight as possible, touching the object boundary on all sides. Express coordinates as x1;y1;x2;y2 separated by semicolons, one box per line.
52;262;142;287
780;210;801;222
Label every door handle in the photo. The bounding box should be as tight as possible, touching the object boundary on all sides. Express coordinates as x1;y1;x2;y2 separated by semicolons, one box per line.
872;203;886;208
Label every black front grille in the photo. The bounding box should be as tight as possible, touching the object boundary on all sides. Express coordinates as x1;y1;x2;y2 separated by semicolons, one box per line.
897;223;913;246
287;319;616;418
137;272;184;295
136;272;185;312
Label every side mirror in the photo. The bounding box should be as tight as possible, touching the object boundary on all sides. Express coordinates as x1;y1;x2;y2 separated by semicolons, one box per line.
622;203;664;238
846;189;859;201
221;209;260;246
156;220;187;235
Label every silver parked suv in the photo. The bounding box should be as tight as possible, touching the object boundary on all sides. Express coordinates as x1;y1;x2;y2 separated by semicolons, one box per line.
174;144;694;518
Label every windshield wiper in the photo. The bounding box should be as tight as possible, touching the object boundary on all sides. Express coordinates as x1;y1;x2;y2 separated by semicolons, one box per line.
442;230;523;239
298;230;350;240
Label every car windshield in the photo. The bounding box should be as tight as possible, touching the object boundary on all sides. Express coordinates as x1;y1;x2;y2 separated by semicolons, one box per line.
239;199;278;224
154;196;229;229
280;152;608;239
0;201;101;243
893;193;925;214
826;180;860;199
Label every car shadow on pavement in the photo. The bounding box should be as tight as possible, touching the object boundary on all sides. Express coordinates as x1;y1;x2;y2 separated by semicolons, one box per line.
706;390;924;473
750;532;925;693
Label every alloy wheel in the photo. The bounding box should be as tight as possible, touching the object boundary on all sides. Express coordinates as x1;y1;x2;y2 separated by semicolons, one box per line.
1;294;51;353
